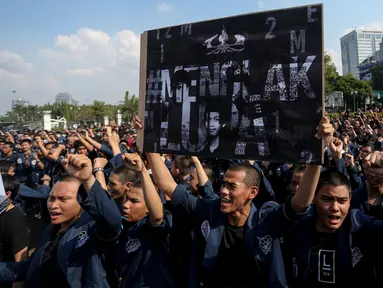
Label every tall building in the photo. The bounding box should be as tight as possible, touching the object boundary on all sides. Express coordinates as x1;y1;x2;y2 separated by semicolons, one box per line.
340;29;383;78
358;38;383;81
376;40;383;61
12;97;30;108
55;92;79;106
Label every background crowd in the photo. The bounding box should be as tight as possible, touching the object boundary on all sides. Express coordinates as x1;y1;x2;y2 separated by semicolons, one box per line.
0;107;383;287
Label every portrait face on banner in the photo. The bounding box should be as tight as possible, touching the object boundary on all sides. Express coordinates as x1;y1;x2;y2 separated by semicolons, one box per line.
143;4;324;164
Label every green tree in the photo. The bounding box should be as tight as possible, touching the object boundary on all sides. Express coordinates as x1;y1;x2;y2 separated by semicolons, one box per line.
324;52;339;95
335;74;373;110
5;104;39;124
371;63;383;91
89;100;108;126
120;91;138;122
76;105;93;122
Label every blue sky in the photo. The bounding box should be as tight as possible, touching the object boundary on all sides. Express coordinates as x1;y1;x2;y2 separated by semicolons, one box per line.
0;0;382;114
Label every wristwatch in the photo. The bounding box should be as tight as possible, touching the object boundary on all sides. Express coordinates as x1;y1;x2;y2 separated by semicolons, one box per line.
93;167;104;174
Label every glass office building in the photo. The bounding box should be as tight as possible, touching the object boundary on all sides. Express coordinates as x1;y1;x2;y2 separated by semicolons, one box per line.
340;29;383;78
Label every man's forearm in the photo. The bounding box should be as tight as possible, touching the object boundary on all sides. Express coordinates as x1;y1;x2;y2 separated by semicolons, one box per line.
291;165;321;212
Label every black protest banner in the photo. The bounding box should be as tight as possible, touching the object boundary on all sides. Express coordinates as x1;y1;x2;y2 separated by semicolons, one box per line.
141;4;324;164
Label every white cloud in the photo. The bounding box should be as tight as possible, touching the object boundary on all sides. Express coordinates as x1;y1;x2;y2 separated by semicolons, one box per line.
0;54;62;111
257;1;265;9
344;21;383;34
0;27;141;113
42;28;140;70
0;51;32;73
67;68;96;76
56;34;89;53
157;2;174;12
0;51;61;112
326;48;342;75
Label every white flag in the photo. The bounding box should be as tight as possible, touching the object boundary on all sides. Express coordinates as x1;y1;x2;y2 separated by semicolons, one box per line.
0;175;7;203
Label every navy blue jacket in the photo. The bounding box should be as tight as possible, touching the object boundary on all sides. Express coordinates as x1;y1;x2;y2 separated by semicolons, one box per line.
0;180;122;288
14;152;42;186
285;208;383;287
197;180;219;200
116;211;176;288
350;182;383;215
0;153;17;162
251;161;276;208
172;184;308;288
18;184;51;199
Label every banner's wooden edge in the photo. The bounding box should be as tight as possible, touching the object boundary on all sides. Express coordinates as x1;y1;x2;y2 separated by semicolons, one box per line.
143;3;324;32
321;4;325;165
137;32;148;153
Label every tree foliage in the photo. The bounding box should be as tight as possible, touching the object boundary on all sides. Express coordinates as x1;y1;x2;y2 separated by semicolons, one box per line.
335;74;373;107
324;52;339;95
120;91;138;122
371;63;383;91
0;90;139;126
325;52;374;110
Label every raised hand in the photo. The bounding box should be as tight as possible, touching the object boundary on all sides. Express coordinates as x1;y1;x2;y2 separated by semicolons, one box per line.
364;151;383;169
93;157;108;169
109;130;120;144
74;130;82;139
191;156;200;164
345;153;355;168
124;153;144;173
41;174;51;184
315;116;335;147
35;136;42;146
61;154;93;182
105;126;112;138
329;138;343;162
363;151;383;187
132;115;143;130
84;130;90;140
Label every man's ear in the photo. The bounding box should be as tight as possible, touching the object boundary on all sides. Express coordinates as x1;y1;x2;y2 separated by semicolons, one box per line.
5;191;12;199
124;182;133;191
249;186;259;200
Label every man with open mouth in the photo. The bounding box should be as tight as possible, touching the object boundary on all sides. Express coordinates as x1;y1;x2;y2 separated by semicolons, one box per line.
284;148;383;287
0;154;121;288
137;115;334;288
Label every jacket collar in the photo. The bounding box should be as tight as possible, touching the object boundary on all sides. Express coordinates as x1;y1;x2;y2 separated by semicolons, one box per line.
201;202;258;270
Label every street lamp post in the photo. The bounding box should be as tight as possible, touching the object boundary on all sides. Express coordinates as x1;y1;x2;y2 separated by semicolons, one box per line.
351;91;358;112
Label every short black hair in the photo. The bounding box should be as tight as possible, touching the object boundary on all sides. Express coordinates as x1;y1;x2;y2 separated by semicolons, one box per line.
0;160;13;174
20;139;32;145
1;174;20;200
362;143;374;150
112;165;138;185
227;163;260;188
74;140;86;150
202;164;214;181
315;170;351;195
45;141;56;148
2;142;14;149
174;156;193;176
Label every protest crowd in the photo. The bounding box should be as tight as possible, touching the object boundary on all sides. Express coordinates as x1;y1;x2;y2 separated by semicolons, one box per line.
1;107;383;288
